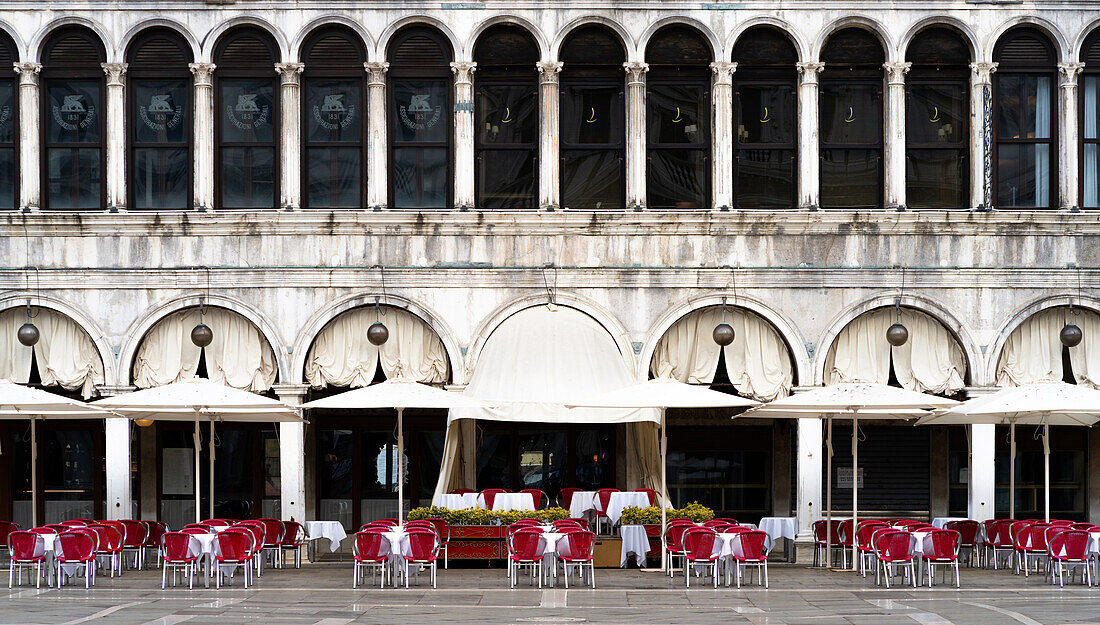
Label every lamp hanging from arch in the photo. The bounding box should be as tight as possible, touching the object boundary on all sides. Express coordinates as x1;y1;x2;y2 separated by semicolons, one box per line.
18;266;40;347
887;267;909;347
190;268;213;348
368;265;389;346
1061;268;1084;347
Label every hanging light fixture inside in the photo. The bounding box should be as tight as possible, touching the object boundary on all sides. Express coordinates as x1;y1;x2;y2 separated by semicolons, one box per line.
135;419;155;428
887;267;909;347
368;266;389;346
1061;268;1084;347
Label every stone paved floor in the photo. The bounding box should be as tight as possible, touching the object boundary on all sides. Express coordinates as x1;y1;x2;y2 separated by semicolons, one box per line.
3;561;1100;624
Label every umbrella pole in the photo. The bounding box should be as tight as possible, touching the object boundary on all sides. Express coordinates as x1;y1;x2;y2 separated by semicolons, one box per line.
31;417;37;527
397;408;404;525
826;416;833;568
1009;422;1016;520
193;417;201;524
209;421;215;521
660;407;667;573
1043;419;1050;523
851;414;858;572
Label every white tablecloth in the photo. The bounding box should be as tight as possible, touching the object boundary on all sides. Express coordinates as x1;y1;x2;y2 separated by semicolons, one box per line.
491;492;535;512
758;517;797;542
931;517;969;529
568;491;599;519
1084;531;1100;557
306;521;348;552
602;492;650;525
619;525;649;567
433;493;480;509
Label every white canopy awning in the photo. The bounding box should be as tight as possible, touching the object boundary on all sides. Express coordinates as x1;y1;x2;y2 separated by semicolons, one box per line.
95;377;300;422
302;378;486;411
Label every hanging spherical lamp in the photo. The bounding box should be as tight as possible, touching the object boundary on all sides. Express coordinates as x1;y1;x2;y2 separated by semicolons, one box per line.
17;322;39;347
135;419;155;428
368;321;389;346
713;322;735;347
191;322;213;348
886;322;909;347
1060;323;1083;348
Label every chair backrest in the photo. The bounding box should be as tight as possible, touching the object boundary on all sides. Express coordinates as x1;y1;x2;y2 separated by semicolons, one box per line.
235;524;265;548
28;527;58;536
354;531;387;560
520;489;545;509
58;532;95;562
86;525;115;551
564;530;595;560
8;531;43;560
216;531;253;561
944;520;979;546
1049;530;1089;560
596;488;619;511
404;521;433;530
60;520;87;527
180;527;209;536
553;520;584;531
1048;519;1073;526
635;488;657;506
1018;523;1053;550
258;519;284;546
360;522;392;531
1071;522;1096;531
682;528;718;560
375;518;400;526
837;520;855;544
812;519;842;544
902;523;934;532
451;488;475;495
702;519;728;528
423;518;449;541
559;488;581;508
874;530;913;561
736;531;769;561
280;521;304;546
508;527;544;559
512;518;541;527
184;523;214;532
405;528;439;559
711;517;739;526
0;520;18;544
720;525;752;535
162;532;197;562
145;521;168;546
987;520;1014;547
508;521;542;541
481;489;507;510
924;529;960;559
45;524;69;532
120;520;148;547
856;522;889;548
665;523;693;551
1008;520;1032;543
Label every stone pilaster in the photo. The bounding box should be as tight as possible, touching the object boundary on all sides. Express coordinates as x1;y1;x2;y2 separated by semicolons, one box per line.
273;384;309;523
537;61;562;211
451;61;476;210
102;63;127;212
795;416;823;562
970;62;996;210
796;62;825;210
189;63;215;211
883;61;910;210
365;62;389;210
99;385;135;521
711;62;736;211
14;63;41;212
624;61;649;210
275;63;304;211
1059;62;1085;211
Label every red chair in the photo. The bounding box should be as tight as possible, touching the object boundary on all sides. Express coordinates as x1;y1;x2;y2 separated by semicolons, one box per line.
1015;523;1053;576
566;517;590;530
552;519;584;532
855;521;890;576
256;519;285;567
520;489;548;510
1048;530;1091;587
559;488;581;509
88;524;123;577
179;527;209;536
45;524;69;533
161;532;200;589
120;520;149;570
450;488;475;495
215;529;255;588
944;520;980;567
874;530;916;588
595;488;619;534
352;531;390;588
682;528;720;588
375;518;400;526
481;489;509;511
422;518;450;569
731;530;771;589
279;521;306;569
635;488;657;506
922;529;961;588
558;530;595;588
403;527;441;588
812;519;844;567
60;520;87;528
184;523;214;532
985;519;1015;569
28;526;57;536
1070;522;1096;531
507;527;545;588
233;523;267;577
663;522;692;577
0;521;18;561
56;532;96;589
143;521;168;569
7;531;45;588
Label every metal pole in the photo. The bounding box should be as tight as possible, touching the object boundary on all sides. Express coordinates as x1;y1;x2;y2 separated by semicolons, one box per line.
1009;422;1016;519
660;408;667;573
30;417;37;527
397;408;404;525
193;416;201;524
1043;419;1050;523
851;414;858;571
209;420;215;521
825;415;833;568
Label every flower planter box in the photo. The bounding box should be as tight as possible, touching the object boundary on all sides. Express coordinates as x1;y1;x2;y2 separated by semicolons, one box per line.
447;525;507;559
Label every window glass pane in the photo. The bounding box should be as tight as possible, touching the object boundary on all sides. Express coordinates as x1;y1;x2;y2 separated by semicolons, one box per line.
477;84;537;145
647;84;706;145
735;149;795;209
477;149;535;209
0;148;14;209
159;430;195;531
134;147;188;209
42;429;96;524
418;430;445;502
221;146;275;208
263;429;280;517
997;143;1050;207
393;79;448;144
133;80;188;144
306;80;362;143
667;448;769;518
318;429;353;531
1085;76;1100;140
361;429;404;522
907;149;966;209
220;80;274;144
736;85;795;144
518;431;566;495
997;74;1050;140
213;429;254;519
561;85;624;145
476;430;509;490
47;148;100;209
647;148;706;208
906;84;965;144
561;149;622;209
821;148;881;208
575;430;611;490
0;82;15;143
393;147;447;208
820;83;881;144
1084;143;1099;208
48;81;100;144
10;429;31;531
307;147;361;208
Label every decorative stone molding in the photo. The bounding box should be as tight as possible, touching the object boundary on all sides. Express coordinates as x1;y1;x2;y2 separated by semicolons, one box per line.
969;62;997;85
710;61;736;84
188;62;215;86
101;62;127;87
364;61;389;85
883;61;911;85
450;61;477;84
623;61;649;84
275;62;304;85
1058;62;1085;87
796;62;825;83
537;61;562;84
14;62;41;85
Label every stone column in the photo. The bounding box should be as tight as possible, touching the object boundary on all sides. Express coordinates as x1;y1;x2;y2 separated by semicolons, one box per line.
796;62;825;210
795;416;822;561
970;423;996;521
711;62;736;211
883;62;911;210
273;384;309;522
275;63;304;211
624;61;649;210
969;62;996;210
1059;62;1085;211
101;63;127;212
15;63;41;212
537;61;562;211
189;63;215;211
451;61;476;210
364;62;389;210
99;385;136;521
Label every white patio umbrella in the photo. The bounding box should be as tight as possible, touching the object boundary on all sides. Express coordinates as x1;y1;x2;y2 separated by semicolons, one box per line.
0;380;119;526
567;377;760;571
301;378;489;523
915;382;1100;522
95;378;301;523
741;383;958;570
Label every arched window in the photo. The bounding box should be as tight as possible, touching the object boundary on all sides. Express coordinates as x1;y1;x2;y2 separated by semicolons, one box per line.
0;33;16;209
645;25;711;209
474;24;539;209
1080;30;1100;208
41;27;106;210
905;27;971;209
301;27;366;209
388;26;453;209
559;26;625;209
732;27;798;209
994;28;1056;209
126;28;193;210
214;27;279;209
820;28;884;209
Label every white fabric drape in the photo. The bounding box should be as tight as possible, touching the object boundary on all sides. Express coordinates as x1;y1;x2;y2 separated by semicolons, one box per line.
0;307;103;398
997;307;1100;389
304;307;448;388
1035;76;1051;207
825;307;966;394
650;307;793;401
1086;78;1099;208
132;307;277;392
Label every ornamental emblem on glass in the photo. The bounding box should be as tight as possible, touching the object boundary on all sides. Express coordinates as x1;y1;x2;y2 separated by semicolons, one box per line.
52;94;96;131
139;93;183;131
226;93;270;131
399;93;440;130
312;93;356;131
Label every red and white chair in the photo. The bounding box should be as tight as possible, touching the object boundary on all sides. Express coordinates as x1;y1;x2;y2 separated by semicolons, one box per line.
984;519;1015;569
403;528;441;588
594;488;619;534
812;519;844;568
120;520;149;570
854;522;891;576
558;529;596;589
922;529;961;588
635;488;658;506
352;531;390;588
682;528;720;588
731;530;771;589
663;520;694;577
422;518;450;569
874;530;916;588
507;528;544;588
0;521;18;562
520;489;549;510
944;520;981;567
143;521;168;569
1015;523;1053;576
215;530;255;588
480;489;509;511
161;532;200;589
558;488;581;509
1048;529;1091;587
88;523;124;577
279;521;306;569
256;519;285;567
7;531;45;588
56;532;97;589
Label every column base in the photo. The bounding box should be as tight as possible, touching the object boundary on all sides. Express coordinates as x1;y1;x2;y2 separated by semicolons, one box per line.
794;536;816;565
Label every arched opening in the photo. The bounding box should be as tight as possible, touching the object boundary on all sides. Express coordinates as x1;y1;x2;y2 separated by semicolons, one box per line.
126;28;193;210
644;25;712;210
819;28;885;209
732;27;799;209
1080;30;1100;208
473;24;539;209
0;31;17;210
904;26;971;209
559;25;626;209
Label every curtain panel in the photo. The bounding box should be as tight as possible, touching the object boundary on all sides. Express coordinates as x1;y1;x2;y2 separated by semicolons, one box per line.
997;307;1100;388
0;307;104;398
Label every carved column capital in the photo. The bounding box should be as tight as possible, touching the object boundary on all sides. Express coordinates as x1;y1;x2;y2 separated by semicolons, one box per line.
101;62;127;87
623;61;649;84
537;61;563;84
14;62;41;86
710;61;737;85
450;61;477;85
189;62;215;87
275;62;304;86
1059;62;1085;87
364;61;389;85
970;62;997;85
796;62;825;84
883;61;911;86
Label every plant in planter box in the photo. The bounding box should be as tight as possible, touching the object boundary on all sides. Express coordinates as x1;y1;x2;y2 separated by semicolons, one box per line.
620;501;715;525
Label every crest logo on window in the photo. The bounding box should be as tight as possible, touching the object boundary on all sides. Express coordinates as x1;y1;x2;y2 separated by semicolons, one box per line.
52;94;96;131
312;93;356;131
399;93;441;130
139;93;183;131
226;93;270;131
